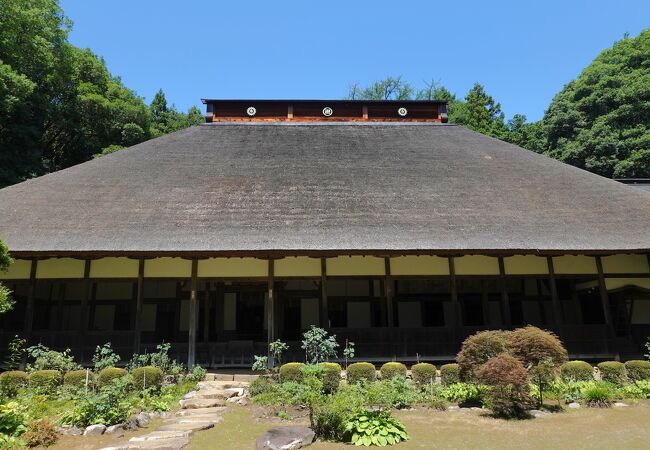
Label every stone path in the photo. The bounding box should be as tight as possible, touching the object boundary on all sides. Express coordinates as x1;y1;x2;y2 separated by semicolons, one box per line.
102;380;249;450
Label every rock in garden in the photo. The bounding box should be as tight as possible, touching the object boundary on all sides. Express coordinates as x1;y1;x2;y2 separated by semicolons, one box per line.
256;426;315;450
57;425;83;436
106;424;125;434
568;402;581;409
447;405;460;411
528;409;550;418
614;402;628;407
85;424;107;436
124;417;140;430
136;412;151;427
156;420;215;433
176;406;227;416
179;398;226;409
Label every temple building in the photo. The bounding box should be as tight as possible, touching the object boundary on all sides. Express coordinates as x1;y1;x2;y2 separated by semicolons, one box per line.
1;99;650;367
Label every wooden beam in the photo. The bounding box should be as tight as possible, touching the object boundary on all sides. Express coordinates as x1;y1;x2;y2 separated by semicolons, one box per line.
21;259;37;369
133;258;144;355
267;259;275;367
320;258;328;328
498;257;510;327
188;259;198;369
546;256;563;327
384;257;394;327
79;260;91;363
449;257;461;329
596;256;613;326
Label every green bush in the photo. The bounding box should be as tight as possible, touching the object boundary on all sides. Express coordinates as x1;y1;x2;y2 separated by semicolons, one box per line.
561;360;593;382
185;365;207;383
440;363;460;386
441;382;485;406
97;367;128;386
582;381;613;407
625;360;650;381
344;409;409;446
0;371;28;397
457;330;511;381
250;376;277;397
319;362;342;394
61;376;131;427
411;363;437;386
380;362;407;380
63;369;94;388
312;385;364;441
25;344;80;373
0;401;29;437
346;362;376;385
29;370;61;393
597;361;627;386
366;376;417;409
132;366;164;390
279;363;305;383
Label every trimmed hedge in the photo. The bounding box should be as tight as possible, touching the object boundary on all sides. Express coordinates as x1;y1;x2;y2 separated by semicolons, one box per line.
597;361;627;385
279;363;305;383
29;370;61;392
380;362;407;380
63;369;94;388
440;363;460;386
0;370;29;396
561;360;593;382
320;362;342;393
132;366;164;390
625;360;650;382
346;362;376;385
97;367;128;386
411;363;437;385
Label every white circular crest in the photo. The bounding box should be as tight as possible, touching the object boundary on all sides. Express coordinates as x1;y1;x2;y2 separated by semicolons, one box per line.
398;107;408;117
246;106;257;116
322;107;333;117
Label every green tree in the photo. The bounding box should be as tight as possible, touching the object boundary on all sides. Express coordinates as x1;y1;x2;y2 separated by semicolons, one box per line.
541;29;650;177
0;239;14;313
455;83;507;139
346;76;414;100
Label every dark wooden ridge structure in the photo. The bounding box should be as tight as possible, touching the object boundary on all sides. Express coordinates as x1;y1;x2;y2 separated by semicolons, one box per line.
201;99;449;123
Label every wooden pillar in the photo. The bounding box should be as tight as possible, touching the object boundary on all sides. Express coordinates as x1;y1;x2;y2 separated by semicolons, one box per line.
547;256;563;327
267;259;275;367
21;260;37;369
362;105;368;120
133;258;144;355
203;284;210;344
449;257;461;328
498;257;511;327
320;258;329;328
188;259;198;369
288;105;294;120
596;257;613;326
384;257;394;327
79;260;91;363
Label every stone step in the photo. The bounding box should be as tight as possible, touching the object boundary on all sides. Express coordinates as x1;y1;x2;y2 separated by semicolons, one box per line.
197;380;249;390
179;397;226;409
156;421;215;433
101;436;190;450
175;406;228;417
193;388;238;400
172;415;224;425
130;431;191;442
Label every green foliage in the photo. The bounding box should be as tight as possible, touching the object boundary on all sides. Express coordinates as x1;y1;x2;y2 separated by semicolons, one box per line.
380;362;406;380
441;382;485;406
61;376;131;427
509;326;567;369
624;360;650;381
25;344;80;373
21;419;58;448
347;362;376;385
185;365;207;383
457;330;511;381
320;362;342;394
63;369;93;388
29;370;61;394
3;336;26;370
343;341;356;365
269;339;289;366
131;366;163;390
249;376;276;397
347;76;414;101
619;381;650;399
561;361;594;382
0;240;14;313
0;401;29;437
279;363;305;383
0;371;29;397
251;355;268;373
365;376;417;409
597;361;628;386
440;363;460;386
528;359;557;408
411;363;437;386
97;367;128;387
582;382;613;407
455;83;508;140
92;343;121;373
127;342;181;375
312;385;364;441
477;354;530;418
301;326;339;364
345;409;409;446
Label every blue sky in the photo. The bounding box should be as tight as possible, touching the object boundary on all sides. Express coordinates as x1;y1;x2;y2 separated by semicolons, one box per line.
61;0;650;121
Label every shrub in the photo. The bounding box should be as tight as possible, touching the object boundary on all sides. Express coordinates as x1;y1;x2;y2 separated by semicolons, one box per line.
29;370;61;393
250;376;277;397
477;354;530;418
528;360;557;408
440;363;460;386
344;409;409;446
25;344;80;373
457;330;511;381
0;371;29;397
411;363;437;386
582;382;613;407
61;376;131;427
92;343;121;373
0;401;29;437
302;326;339;364
312;385;364;441
63;369;93;388
625;360;650;381
127;342;180;375
597;361;627;386
279;363;305;383
441;382;485;406
185;365;207;383
380;362;407;380
132;366;164;390
346;362;376;385
561;360;593;382
509;326;567;368
319;362;342;394
366;376;417;409
3;336;26;370
22;419;58;448
97;367;128;386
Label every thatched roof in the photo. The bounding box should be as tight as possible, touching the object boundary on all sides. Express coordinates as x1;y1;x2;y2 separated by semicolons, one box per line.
1;123;650;256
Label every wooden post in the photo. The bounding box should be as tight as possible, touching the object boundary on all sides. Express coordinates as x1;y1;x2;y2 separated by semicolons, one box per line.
133;258;144;355
362;105;368;120
267;260;275;368
498;257;511;327
79;260;91;363
320;258;329;328
188;259;198;369
288;105;294;120
547;257;563;327
384;257;394;327
596;257;613;326
449;257;461;328
21;260;37;369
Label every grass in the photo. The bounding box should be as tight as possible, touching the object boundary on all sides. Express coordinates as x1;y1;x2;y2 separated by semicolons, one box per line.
188;401;650;450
